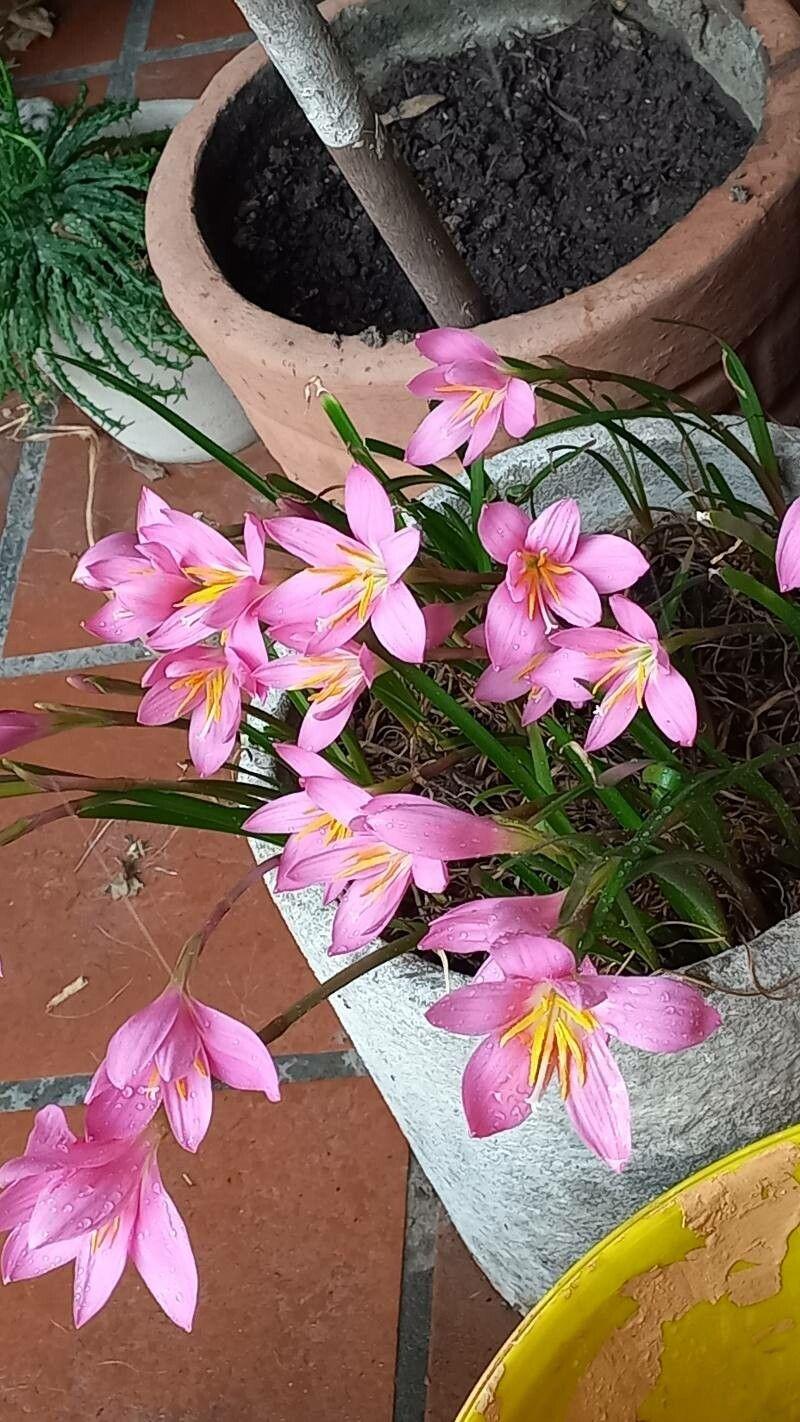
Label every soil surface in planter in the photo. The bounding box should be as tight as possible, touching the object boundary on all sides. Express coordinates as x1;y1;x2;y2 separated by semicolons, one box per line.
197;6;753;338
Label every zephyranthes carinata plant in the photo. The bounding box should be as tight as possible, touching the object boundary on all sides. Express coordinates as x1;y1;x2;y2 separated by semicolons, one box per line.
2;329;800;1329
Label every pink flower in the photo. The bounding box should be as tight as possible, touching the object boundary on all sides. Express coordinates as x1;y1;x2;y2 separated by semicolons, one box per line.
0;709;57;756
405;329;536;466
84;985;280;1153
74;489;271;650
478;499;650;668
0;1106;197;1329
474;624;593;725
776;496;800;592
243;744;372;891
552;595;698;752
255;642;381;751
425;934;721;1169
137;618;269;777
275;792;531;955
260;465;426;662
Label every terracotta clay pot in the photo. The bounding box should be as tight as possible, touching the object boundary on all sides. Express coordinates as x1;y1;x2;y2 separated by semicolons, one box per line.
146;0;800;490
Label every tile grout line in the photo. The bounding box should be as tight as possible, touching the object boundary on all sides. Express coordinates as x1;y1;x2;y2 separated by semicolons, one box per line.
13;31;255;93
106;0;158;100
0;1050;366;1112
393;1155;440;1422
0;437;51;657
0;641;153;680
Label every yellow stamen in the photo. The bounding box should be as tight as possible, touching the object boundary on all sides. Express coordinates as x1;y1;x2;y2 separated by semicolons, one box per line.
500;989;596;1100
176;1077;189;1101
170;667;228;725
517;548;572;623
180;565;242;608
91;1215;121;1254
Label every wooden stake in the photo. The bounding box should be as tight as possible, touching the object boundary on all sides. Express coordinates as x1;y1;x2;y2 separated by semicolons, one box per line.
233;0;488;328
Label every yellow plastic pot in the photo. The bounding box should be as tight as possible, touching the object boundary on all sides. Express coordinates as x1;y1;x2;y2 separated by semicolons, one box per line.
457;1124;800;1421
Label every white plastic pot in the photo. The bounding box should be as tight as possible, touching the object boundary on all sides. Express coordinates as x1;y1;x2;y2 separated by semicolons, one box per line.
246;419;800;1311
24;98;255;463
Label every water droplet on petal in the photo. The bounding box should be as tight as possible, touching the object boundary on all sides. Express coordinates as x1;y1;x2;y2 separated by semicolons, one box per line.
121;1086;134;1100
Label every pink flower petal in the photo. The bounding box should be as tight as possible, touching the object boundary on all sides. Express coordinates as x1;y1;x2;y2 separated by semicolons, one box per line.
502;378;537;438
302;775;372;825
547;568;602;627
379;526;420;583
609;594;658;644
73;532;140;590
463;401;503;465
415;328;500;365
426;979;534;1034
411;855;449;892
130;1159;197;1331
277;743;335;780
526;499;581;562
563;1031;631;1171
298;698;356;750
84;1067;161;1142
595;975;721;1051
407;368;446;399
572;535;650;594
106;987;181;1087
461;1033;532;1137
489;934;576;982
484;582;544;669
474;661;529;704
72;1200;135;1328
477;501;532;564
329;862;412;952
243;790;316;836
421;893;567;953
344;465;395;549
360;795;530;858
29;1142;147;1249
406;398;471;466
0;1175;46;1232
243;513;266;577
776;496;800;592
2;1226;79;1284
195;1000;281;1100
371;583;427;662
154;999;200;1081
644;665;698;746
263;515;356;567
585;684;640;752
162;1053;214;1152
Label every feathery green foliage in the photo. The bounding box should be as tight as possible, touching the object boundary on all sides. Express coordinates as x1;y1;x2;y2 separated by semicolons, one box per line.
0;62;197;418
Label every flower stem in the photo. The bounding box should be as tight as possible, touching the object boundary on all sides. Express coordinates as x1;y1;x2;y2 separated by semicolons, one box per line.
257;926;426;1045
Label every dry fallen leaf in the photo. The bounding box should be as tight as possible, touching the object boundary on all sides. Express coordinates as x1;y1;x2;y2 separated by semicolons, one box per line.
46;975;89;1013
124;450;169;482
380;93;445;127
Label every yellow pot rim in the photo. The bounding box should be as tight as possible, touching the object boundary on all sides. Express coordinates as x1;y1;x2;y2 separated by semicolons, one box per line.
457;1120;800;1419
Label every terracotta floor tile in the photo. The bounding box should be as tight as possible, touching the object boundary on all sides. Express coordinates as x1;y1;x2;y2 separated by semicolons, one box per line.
11;0;130;76
0;1084;406;1420
136;46;243;99
0;667;346;1078
147;0;249;49
3;402;280;657
425;1220;517;1422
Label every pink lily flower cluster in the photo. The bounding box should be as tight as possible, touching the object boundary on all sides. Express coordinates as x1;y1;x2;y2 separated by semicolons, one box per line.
0;982;280;1329
472;496;697;749
70;465;426;775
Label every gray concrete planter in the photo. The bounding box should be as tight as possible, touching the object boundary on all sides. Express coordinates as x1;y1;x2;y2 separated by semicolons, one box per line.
247;419;800;1310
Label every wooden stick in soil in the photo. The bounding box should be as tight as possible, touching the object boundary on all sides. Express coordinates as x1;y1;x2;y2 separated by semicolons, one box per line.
232;0;487;328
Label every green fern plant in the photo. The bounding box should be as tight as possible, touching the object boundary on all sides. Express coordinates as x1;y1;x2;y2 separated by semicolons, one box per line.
0;62;197;418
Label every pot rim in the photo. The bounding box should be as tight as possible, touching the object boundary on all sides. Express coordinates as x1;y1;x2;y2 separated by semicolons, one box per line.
146;0;800;384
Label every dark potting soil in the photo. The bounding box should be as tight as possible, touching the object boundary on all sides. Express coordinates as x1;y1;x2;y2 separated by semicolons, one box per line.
196;5;753;339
